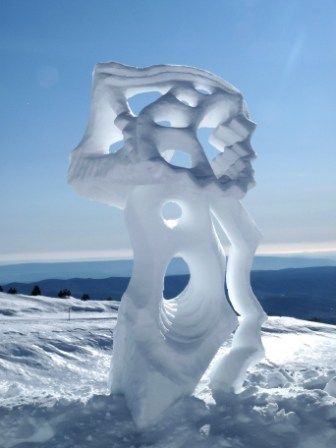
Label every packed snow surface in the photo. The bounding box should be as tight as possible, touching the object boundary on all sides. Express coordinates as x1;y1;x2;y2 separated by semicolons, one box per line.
0;293;335;448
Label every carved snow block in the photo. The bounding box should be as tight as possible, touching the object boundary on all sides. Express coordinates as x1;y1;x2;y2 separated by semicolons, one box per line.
69;62;266;428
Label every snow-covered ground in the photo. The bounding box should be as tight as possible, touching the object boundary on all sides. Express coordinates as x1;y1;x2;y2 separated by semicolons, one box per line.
0;293;335;448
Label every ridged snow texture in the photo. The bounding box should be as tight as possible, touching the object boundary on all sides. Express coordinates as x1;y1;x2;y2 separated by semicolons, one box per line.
69;62;267;428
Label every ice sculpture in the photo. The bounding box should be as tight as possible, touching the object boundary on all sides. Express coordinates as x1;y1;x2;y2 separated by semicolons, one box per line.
69;62;267;428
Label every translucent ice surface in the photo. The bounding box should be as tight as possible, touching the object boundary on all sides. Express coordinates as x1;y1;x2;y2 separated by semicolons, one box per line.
69;62;267;428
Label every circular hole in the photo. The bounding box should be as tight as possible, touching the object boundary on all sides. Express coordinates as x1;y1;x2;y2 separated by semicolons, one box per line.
163;257;190;300
161;201;182;228
162;201;182;219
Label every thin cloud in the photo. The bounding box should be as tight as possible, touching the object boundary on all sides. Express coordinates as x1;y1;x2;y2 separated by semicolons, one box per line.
283;31;305;78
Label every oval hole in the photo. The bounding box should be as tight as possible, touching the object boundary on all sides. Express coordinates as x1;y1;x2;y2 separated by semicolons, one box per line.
175;92;198;107
197;128;221;162
155;120;171;127
163;257;190;300
162;150;193;168
162;201;182;229
127;91;161;116
109;140;124;154
195;85;212;95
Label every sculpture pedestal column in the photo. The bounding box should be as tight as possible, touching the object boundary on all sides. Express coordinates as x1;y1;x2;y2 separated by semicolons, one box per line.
110;185;238;428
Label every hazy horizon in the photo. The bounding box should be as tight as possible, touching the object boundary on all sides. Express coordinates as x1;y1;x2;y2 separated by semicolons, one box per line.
1;245;336;266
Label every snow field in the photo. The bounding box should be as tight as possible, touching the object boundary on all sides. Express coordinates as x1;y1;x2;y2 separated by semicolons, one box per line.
0;293;335;447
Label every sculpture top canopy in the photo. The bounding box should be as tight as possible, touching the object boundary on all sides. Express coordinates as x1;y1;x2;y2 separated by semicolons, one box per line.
69;62;257;208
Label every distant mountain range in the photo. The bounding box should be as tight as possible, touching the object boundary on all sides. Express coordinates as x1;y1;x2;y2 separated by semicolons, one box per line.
1;255;336;284
3;266;336;325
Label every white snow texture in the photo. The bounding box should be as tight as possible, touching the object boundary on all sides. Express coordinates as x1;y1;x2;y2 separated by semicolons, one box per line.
1;294;336;448
69;62;267;427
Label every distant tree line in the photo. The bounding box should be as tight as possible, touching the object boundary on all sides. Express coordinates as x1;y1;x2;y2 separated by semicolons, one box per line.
0;284;91;301
0;285;41;296
57;289;71;298
0;286;17;294
31;285;41;296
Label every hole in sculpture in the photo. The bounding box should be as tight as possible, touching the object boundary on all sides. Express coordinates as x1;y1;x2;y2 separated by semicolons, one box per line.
163;257;190;300
155;120;171;127
175;92;198;107
197;128;221;163
127;91;161;116
109;140;124;154
195;85;212;95
162;150;193;169
161;201;182;229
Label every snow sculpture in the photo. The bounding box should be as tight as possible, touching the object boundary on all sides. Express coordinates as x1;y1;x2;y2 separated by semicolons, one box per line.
69;62;267;428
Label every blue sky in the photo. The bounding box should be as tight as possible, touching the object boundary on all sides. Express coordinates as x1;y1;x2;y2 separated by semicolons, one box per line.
1;0;335;263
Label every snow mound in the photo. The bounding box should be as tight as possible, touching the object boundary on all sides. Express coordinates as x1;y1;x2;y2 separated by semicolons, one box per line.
0;292;117;318
0;294;335;447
